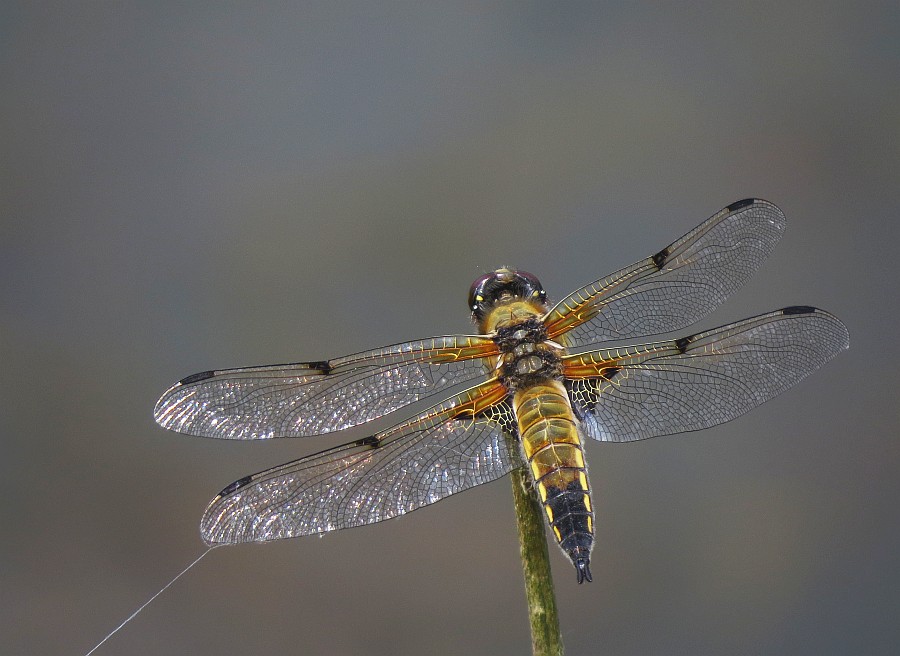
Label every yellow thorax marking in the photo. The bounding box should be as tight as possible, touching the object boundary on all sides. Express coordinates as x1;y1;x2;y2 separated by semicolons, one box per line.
482;299;546;334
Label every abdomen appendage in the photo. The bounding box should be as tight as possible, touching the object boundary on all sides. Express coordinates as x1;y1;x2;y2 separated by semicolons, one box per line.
514;381;594;583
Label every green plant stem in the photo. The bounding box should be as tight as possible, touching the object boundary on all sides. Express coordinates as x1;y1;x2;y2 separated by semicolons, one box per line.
510;467;564;656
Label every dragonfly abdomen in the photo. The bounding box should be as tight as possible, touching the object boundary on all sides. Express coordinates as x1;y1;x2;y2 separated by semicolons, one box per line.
513;379;594;583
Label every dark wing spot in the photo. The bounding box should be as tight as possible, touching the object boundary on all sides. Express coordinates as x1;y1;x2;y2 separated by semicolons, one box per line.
356;435;380;448
218;475;253;497
308;360;333;375
652;246;670;270
782;305;816;315
600;366;621;381
727;198;756;212
179;370;216;385
675;336;693;353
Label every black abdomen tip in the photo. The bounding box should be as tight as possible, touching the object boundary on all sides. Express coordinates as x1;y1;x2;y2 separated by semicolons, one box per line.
575;558;593;584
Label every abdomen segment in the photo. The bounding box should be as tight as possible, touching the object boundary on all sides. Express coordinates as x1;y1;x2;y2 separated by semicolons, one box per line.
513;379;594;583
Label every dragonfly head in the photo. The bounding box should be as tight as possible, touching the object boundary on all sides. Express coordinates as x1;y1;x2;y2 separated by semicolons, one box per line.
468;268;547;328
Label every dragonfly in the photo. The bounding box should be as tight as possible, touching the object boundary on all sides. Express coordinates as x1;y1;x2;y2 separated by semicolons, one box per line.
154;198;848;584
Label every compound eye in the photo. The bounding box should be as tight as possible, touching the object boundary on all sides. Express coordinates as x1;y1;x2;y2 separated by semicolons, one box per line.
468;272;495;310
516;270;542;288
513;270;545;298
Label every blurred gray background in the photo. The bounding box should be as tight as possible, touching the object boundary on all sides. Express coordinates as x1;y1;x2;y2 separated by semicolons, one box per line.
3;3;898;655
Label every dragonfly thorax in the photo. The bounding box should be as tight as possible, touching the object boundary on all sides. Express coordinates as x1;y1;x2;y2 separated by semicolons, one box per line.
493;317;564;392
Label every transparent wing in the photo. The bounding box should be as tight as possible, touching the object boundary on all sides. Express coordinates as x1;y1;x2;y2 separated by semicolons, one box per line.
154;335;498;439
201;379;521;544
563;307;849;442
544;199;786;347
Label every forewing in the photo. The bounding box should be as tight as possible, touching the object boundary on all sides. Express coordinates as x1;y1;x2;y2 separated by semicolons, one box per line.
563;307;848;442
544;199;786;347
201;379;521;544
154;335;498;439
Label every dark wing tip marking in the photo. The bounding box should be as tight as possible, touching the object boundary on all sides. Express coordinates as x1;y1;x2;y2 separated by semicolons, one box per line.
782;305;817;315
356;435;380;448
218;475;253;497
654;198;758;269
179;370;216;385
726;198;756;212
308;360;333;375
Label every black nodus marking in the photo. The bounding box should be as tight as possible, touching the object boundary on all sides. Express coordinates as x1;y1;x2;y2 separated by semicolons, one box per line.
179;370;215;385
356;435;380;448
783;305;816;315
675;336;693;353
308;360;333;375
219;475;253;496
727;198;755;212
652;246;670;270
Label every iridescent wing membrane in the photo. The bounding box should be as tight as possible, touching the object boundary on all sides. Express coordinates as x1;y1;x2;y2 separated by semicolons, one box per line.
563;307;848;442
544;198;786;346
155;199;848;545
155;335;498;439
201;380;521;543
